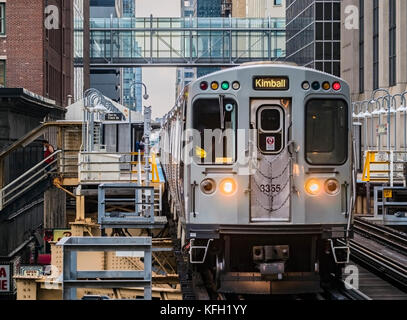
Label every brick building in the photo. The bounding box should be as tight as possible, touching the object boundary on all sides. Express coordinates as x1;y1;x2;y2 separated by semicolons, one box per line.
0;0;74;107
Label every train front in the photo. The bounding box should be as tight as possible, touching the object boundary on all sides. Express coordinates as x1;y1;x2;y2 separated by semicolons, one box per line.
182;64;353;294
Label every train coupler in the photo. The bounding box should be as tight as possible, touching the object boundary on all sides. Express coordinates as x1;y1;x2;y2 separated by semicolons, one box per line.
253;245;289;279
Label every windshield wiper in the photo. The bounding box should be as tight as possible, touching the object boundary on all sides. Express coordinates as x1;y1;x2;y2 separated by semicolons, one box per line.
219;94;225;130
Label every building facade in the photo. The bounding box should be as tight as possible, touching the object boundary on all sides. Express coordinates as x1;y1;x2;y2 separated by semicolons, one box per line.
341;0;407;101
177;0;197;96
194;0;223;78
89;0;142;110
120;0;143;112
89;0;121;102
232;0;285;18
0;0;75;107
285;0;341;77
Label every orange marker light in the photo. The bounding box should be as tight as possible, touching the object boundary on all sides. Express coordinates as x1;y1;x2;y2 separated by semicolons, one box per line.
211;82;219;90
322;82;330;90
305;179;321;196
220;178;237;195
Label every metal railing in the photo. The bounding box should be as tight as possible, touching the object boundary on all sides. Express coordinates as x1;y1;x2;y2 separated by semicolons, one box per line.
58;236;153;300
79;151;160;184
361;150;407;186
0;150;62;211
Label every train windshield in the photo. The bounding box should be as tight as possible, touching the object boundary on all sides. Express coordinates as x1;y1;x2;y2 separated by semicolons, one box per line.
192;98;237;164
305;99;348;165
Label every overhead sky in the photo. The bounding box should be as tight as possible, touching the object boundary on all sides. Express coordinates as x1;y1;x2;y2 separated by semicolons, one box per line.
135;0;181;120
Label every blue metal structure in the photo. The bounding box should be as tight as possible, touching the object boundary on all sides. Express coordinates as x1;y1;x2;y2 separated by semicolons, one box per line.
98;183;167;229
58;236;153;300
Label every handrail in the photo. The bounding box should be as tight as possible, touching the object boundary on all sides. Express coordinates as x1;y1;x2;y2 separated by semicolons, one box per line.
0;121;82;161
2;150;62;192
0;151;61;211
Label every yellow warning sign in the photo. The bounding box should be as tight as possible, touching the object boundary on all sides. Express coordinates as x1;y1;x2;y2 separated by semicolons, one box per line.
383;190;393;198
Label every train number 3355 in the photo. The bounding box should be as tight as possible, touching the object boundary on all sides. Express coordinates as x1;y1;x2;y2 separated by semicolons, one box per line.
260;184;282;194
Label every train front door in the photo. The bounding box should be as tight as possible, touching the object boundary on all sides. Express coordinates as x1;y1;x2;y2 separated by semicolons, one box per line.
250;99;291;222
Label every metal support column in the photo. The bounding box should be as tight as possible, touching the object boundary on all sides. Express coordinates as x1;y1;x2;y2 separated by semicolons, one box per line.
59;237;153;300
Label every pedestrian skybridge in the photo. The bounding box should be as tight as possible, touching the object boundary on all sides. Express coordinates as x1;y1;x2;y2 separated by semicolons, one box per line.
75;17;286;68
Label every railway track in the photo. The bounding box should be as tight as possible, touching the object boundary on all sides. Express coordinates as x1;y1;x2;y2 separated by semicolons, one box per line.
337;218;407;297
354;218;407;254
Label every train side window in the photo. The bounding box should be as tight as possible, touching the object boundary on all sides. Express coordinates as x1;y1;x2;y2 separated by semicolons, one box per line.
305;99;348;165
192;98;237;165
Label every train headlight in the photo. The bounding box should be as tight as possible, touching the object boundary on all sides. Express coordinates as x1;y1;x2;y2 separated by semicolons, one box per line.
305;179;322;196
200;179;216;195
220;178;237;195
325;179;340;196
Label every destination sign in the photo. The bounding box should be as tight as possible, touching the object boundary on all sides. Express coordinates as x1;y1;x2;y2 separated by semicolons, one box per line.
105;113;124;121
253;76;289;91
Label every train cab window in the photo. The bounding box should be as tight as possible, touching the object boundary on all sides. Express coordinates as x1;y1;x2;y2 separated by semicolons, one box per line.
260;109;281;131
192;98;237;164
257;106;284;154
305;99;348;165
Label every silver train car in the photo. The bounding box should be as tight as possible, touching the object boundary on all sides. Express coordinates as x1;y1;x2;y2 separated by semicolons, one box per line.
160;63;354;294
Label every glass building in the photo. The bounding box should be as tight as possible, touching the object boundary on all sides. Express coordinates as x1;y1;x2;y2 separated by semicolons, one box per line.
177;1;197;96
89;0;142;110
285;0;341;77
121;0;143;112
74;0;85;101
90;0;121;102
194;0;222;78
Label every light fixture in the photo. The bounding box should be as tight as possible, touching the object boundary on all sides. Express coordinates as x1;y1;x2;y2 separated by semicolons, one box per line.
311;81;320;90
325;179;340;196
200;179;216;195
219;178;237;195
332;82;341;91
302;81;310;90
211;81;219;90
221;81;230;90
200;81;208;90
398;104;407;112
305;179;322;196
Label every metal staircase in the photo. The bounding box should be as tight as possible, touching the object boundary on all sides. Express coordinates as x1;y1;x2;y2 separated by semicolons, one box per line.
362;150;407;186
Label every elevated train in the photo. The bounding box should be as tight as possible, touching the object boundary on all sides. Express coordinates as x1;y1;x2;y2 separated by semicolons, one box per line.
160;63;355;294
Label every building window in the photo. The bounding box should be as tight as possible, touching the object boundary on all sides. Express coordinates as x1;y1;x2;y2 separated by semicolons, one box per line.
373;0;379;90
0;60;5;87
389;0;396;87
359;0;364;93
0;3;5;35
274;0;282;5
